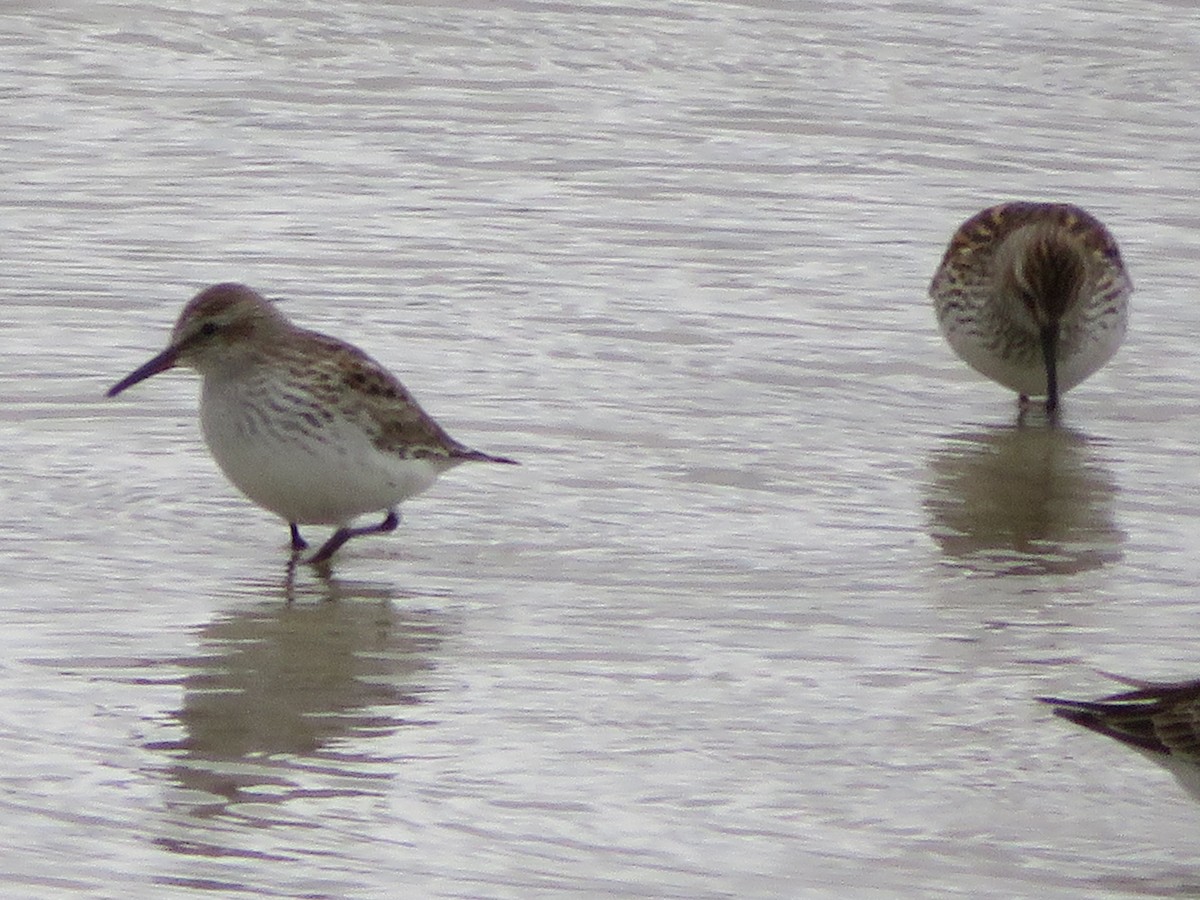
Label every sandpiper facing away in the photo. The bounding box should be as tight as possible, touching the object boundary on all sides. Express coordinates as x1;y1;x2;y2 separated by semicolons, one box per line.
1041;677;1200;803
929;202;1131;413
108;283;517;565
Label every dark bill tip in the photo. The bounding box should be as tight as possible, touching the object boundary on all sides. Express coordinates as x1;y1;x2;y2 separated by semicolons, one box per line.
1040;323;1060;414
106;346;180;397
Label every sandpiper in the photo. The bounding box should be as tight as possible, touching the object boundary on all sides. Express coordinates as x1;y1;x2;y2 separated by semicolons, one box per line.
108;283;517;565
929;202;1132;413
1041;677;1200;802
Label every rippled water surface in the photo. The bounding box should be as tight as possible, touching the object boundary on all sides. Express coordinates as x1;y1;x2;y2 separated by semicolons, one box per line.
6;1;1200;897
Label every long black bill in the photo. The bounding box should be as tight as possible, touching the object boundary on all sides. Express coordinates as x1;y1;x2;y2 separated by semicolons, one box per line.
107;345;180;397
1040;323;1060;414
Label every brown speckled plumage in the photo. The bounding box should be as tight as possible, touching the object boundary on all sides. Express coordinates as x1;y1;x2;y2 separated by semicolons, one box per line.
276;327;507;463
1041;677;1200;802
929;202;1131;411
108;282;516;564
1043;678;1200;757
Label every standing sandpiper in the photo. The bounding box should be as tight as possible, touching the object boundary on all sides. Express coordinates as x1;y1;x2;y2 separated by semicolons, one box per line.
929;202;1132;413
108;283;517;565
1041;677;1200;803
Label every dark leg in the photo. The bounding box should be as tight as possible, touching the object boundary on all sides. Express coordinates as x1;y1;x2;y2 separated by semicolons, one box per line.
307;509;400;566
1015;393;1033;428
289;523;308;552
283;552;299;601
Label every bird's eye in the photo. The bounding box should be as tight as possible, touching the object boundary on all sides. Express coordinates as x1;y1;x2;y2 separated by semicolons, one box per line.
199;322;219;337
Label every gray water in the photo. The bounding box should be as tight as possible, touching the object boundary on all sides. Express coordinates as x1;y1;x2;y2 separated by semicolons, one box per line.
5;1;1200;897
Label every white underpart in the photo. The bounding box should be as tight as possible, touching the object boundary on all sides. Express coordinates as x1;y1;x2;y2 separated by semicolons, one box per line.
940;304;1127;397
199;369;454;526
1158;753;1200;803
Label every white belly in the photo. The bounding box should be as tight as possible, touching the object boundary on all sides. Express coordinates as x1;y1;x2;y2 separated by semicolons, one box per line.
198;374;452;525
941;307;1127;397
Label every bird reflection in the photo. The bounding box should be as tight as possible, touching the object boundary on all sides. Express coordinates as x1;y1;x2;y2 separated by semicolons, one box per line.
923;422;1123;576
148;576;449;821
1041;676;1200;804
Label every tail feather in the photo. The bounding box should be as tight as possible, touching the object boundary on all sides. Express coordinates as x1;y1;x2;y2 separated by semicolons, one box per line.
456;447;519;465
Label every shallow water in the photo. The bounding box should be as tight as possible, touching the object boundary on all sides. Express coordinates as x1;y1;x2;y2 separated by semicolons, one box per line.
6;1;1200;896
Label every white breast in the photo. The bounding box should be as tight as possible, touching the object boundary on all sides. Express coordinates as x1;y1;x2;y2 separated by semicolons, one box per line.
198;371;452;526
